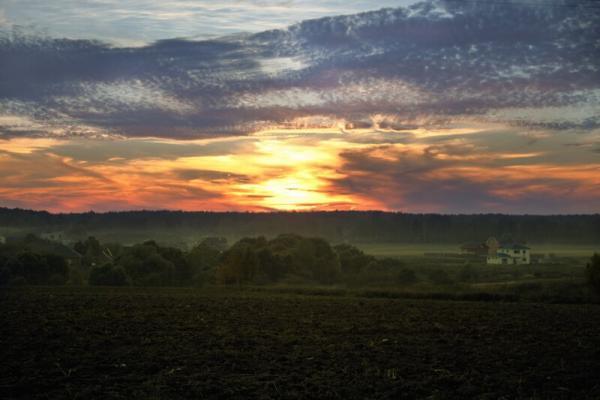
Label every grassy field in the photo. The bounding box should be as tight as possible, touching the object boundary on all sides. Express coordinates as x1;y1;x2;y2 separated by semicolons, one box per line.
2;287;600;399
356;243;600;258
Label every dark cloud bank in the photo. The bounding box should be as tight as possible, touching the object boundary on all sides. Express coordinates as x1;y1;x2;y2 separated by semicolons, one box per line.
0;0;599;138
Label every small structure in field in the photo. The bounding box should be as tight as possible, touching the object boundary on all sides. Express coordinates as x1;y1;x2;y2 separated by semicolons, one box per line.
0;235;6;244
461;237;531;265
460;237;500;257
487;243;530;265
40;232;64;243
460;242;488;256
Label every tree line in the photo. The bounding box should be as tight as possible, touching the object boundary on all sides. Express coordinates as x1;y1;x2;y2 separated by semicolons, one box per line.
2;233;599;297
0;233;412;287
1;208;599;244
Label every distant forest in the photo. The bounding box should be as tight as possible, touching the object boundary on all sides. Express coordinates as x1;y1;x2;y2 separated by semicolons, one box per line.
1;208;598;244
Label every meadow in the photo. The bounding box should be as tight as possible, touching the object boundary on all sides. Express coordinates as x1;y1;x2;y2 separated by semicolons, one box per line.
356;243;600;258
2;286;600;399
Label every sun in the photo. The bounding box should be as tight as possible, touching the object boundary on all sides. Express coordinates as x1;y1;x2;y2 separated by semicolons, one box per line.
228;134;360;210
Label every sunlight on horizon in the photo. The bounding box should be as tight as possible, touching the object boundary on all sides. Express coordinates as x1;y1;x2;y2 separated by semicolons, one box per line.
0;122;598;213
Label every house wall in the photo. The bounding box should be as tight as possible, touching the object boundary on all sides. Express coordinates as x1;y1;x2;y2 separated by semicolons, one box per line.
498;247;530;264
487;256;512;265
487;248;530;265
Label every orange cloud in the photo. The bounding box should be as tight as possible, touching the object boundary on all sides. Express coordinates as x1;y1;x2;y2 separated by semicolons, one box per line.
0;123;598;213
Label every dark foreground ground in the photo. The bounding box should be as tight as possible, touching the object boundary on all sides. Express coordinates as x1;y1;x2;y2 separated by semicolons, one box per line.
1;287;600;399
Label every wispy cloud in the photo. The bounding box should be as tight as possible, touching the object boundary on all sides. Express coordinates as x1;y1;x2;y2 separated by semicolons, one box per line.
0;0;418;45
1;1;598;141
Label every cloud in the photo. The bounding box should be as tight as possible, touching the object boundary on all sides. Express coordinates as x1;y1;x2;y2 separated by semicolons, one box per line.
1;0;599;141
326;131;600;213
0;122;597;213
0;1;598;213
0;1;419;45
0;9;10;28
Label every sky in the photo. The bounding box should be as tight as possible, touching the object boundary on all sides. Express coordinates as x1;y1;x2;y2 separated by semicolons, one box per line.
0;0;599;213
0;0;418;46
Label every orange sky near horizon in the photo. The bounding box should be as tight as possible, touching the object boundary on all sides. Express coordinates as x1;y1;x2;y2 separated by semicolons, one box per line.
0;123;599;214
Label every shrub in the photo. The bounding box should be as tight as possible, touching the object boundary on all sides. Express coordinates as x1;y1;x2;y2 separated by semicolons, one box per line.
458;264;479;283
89;264;129;286
396;268;418;285
585;253;600;295
427;269;454;285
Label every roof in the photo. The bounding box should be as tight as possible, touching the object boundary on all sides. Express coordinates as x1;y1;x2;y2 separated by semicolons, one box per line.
461;242;486;249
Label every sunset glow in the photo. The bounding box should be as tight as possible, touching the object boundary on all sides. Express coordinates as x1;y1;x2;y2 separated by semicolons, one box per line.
0;0;598;214
0;122;598;213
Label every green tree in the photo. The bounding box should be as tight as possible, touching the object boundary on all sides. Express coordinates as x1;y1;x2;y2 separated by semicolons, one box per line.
334;244;374;275
44;254;69;285
115;242;175;286
187;241;223;276
199;237;228;252
159;246;192;285
19;252;49;285
216;242;260;285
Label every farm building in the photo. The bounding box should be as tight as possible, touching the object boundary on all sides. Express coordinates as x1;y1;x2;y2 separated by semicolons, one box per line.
487;243;530;265
460;237;500;256
460;242;488;256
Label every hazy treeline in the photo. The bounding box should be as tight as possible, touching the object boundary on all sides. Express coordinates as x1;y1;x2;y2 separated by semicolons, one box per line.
1;208;599;243
0;233;413;287
2;233;599;303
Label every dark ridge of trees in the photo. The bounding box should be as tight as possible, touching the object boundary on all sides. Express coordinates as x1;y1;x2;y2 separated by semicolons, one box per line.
1;207;599;244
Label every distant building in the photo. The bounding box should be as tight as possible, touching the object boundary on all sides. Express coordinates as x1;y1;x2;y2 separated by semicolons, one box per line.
40;232;64;242
485;237;499;255
460;237;500;257
487;243;530;265
460;242;488;256
461;237;530;265
0;235;5;244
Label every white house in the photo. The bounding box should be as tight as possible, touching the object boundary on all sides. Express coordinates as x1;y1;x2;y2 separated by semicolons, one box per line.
487;243;530;265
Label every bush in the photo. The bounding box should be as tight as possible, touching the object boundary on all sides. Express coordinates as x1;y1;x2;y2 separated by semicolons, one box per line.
0;266;10;286
89;264;129;286
458;264;479;283
585;253;600;295
427;269;454;285
396;268;418;285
